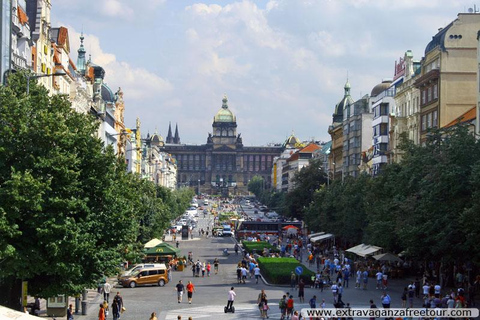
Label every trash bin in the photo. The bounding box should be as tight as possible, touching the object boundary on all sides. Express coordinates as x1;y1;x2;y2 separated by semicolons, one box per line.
81;301;87;315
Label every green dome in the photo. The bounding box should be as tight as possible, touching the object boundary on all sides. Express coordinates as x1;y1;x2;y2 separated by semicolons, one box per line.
214;95;236;123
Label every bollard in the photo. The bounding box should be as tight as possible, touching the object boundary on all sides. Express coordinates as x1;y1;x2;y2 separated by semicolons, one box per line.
81;301;87;315
75;297;80;314
82;289;87;301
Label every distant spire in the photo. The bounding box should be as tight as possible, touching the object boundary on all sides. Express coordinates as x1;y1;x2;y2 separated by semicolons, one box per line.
344;78;351;97
77;32;86;74
166;122;173;143
174;123;180;144
222;94;228;109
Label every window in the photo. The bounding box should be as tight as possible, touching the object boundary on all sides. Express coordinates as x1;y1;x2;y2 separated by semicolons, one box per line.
41;63;46;73
427;87;432;102
433;110;438;127
380;103;389;116
433;83;438;100
421;90;426;105
148;270;158;275
427;113;432;128
44;45;48;54
421;115;426;131
343;124;349;134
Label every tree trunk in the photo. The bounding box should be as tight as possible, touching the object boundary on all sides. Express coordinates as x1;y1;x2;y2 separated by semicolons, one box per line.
0;277;22;311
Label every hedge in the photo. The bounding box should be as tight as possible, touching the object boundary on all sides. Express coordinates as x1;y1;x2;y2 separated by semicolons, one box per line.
257;257;315;285
242;241;279;255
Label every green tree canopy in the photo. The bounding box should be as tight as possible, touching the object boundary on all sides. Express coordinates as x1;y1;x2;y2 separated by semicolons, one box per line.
0;72;179;306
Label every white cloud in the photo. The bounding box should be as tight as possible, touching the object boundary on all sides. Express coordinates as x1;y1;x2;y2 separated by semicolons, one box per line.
101;0;134;20
308;31;346;57
185;3;222;16
68;28;173;101
53;0;473;145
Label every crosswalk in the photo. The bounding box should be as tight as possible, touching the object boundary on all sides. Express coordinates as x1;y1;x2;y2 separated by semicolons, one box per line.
160;303;284;320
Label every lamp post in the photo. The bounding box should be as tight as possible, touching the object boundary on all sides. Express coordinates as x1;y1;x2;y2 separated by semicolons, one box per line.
26;71;67;94
197;179;200;196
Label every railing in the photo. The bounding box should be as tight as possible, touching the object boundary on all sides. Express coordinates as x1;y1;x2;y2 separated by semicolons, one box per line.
12;54;28;69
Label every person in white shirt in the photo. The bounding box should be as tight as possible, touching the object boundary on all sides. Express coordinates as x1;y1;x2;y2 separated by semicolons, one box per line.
434;283;441;295
226;287;236;310
422;282;430;301
103;282;112;302
254;265;261;284
375;271;383;289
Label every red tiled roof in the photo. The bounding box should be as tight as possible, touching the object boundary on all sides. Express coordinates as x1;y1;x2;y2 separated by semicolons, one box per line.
443;107;476;128
17;6;28;25
56;27;69;48
299;143;320;153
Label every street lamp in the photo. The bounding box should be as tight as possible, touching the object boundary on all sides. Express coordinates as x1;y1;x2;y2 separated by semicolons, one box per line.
197;179;200;196
26;71;67;94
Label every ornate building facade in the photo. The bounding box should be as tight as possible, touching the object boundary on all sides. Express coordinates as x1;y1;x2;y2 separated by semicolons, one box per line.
162;95;284;196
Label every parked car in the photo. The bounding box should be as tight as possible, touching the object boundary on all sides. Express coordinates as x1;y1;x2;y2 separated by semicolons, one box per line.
118;263;167;283
119;266;169;288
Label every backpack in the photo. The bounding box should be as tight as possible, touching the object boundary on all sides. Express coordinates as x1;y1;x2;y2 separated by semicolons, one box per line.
279;298;286;309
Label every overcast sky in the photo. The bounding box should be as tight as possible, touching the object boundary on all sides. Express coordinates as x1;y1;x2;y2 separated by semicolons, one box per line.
52;0;475;146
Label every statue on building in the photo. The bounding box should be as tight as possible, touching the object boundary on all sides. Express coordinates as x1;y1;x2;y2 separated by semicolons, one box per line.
207;133;213;144
236;133;242;145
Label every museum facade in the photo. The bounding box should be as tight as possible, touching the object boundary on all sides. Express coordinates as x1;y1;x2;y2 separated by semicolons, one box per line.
161;95;284;196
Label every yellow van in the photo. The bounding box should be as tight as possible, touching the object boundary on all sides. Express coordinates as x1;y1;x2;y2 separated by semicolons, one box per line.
119;266;169;288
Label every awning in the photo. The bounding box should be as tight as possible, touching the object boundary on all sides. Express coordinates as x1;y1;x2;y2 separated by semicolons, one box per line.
372;253;402;263
0;305;40;319
308;232;325;239
144;238;162;248
346;244;382;257
144;243;180;256
310;233;334;243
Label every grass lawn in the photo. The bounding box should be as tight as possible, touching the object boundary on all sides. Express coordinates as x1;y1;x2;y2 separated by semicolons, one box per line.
257;256;314;285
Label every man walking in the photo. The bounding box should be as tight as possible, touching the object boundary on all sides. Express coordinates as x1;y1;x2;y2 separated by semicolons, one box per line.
186;281;196;304
254;264;261;284
381;291;391;308
175;280;185;303
113;292;123;319
298;278;305;303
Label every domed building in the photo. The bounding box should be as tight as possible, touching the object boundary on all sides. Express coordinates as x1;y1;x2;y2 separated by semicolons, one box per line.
162;95;284;196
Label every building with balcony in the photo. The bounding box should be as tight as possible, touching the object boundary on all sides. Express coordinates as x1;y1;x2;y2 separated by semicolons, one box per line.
282;142;321;192
390;51;422;163
26;0;55;91
370;79;393;175
415;13;480;142
143;131;177;190
328;80;354;180
11;0;32;71
272;134;304;192
342;94;371;178
162;95;284;196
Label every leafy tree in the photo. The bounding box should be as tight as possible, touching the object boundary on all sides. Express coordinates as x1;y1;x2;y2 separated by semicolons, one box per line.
285;158;327;219
248;175;265;198
0;72;139;307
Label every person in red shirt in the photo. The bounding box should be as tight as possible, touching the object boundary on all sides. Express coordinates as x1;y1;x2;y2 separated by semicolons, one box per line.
286;295;294;318
98;303;105;320
186;281;196;304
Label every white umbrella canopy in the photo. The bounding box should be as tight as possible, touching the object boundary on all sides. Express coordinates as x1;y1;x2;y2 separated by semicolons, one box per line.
0;305;41;320
144;238;162;248
372;252;403;263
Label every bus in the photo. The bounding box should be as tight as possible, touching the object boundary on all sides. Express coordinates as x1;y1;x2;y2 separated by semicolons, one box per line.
235;221;303;238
